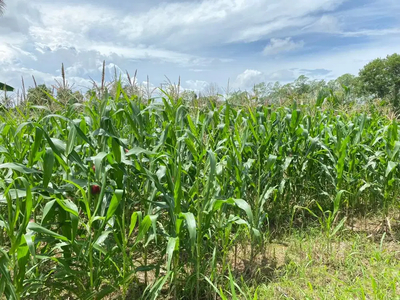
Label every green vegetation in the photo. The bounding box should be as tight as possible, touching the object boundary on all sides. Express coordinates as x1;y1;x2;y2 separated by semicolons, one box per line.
0;83;13;92
0;56;400;299
253;221;400;299
358;54;400;108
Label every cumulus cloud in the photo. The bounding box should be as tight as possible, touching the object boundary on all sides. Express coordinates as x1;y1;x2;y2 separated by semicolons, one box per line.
263;38;304;56
1;0;400;91
185;80;210;92
234;69;265;88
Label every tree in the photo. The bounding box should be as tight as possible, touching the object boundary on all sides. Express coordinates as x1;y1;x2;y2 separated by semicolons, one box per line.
293;75;311;95
386;53;400;107
358;53;400;107
358;58;389;98
253;82;267;97
335;73;357;89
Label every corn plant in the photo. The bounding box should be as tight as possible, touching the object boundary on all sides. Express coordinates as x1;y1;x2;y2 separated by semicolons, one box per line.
0;84;399;299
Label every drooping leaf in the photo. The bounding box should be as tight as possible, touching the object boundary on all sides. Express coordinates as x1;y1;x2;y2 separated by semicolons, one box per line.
125;147;155;157
0;82;14;92
27;222;69;242
0;163;40;174
234;199;254;225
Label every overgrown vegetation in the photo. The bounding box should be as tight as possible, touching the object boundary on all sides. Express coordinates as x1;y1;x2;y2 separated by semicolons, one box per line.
0;55;400;299
253;221;400;299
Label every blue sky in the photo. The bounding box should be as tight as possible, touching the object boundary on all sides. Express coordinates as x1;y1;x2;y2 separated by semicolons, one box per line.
1;0;400;93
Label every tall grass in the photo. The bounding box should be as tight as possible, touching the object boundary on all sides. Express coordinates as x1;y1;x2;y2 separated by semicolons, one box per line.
0;83;399;299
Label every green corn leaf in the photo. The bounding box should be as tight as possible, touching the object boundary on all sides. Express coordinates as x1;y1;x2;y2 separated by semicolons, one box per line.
16;235;30;292
56;198;79;217
385;161;397;177
186;114;197;135
106;189;123;222
358;183;371;194
391;141;400;160
0;163;40;174
206;150;216;201
0;82;14;92
42;200;57;225
111;138;121;163
0;145;8;154
336;135;350;185
92;152;108;180
333;190;346;216
234;199;254;225
68;150;86;171
184;137;199;161
135;215;152;246
330;216;347;237
50;138;67;154
66;124;77;155
174;164;182;214
29;127;44;166
94;230;112;247
129;211;142;238
166;236;177;272
266;154;277;171
283;156;293;171
43;148;54;188
73;122;94;149
64;179;91;220
27;222;69;242
181;212;196;248
125;147;155;156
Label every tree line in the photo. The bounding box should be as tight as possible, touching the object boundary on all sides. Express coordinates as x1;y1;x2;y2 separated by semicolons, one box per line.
1;53;400;111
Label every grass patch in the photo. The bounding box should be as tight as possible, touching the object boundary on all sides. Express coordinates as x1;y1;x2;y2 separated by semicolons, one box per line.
248;222;400;299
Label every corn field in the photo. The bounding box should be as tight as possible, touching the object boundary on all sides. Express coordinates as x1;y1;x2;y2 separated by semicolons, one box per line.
0;86;399;299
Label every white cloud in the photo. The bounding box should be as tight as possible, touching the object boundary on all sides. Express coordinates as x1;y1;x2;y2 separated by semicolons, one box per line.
303;15;341;33
233;17;312;43
316;15;341;33
1;0;400;92
234;69;265;88
263;38;304;56
185;80;210;92
261;39;400;80
28;0;347;52
341;28;400;37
